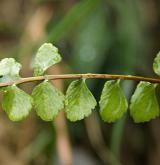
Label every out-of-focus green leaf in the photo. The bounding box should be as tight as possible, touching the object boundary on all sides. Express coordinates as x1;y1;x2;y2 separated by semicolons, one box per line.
32;81;64;121
21;130;54;161
0;58;21;82
130;81;159;123
33;43;62;76
99;80;128;122
2;85;33;121
71;6;110;73
65;79;97;121
153;51;160;76
47;0;100;42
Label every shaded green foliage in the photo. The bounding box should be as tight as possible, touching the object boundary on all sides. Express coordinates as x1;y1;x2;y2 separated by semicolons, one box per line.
99;80;128;122
130;82;159;123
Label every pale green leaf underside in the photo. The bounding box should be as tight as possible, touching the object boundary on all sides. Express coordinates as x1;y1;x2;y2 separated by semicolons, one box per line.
0;58;21;82
153;51;160;76
99;80;128;122
130;81;159;123
2;85;33;121
65;79;97;121
32;81;64;121
33;43;62;76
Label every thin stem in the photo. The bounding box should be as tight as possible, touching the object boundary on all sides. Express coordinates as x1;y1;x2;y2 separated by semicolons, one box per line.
0;73;160;87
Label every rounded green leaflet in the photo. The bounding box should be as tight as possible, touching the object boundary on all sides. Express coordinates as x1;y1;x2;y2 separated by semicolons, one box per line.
0;58;22;82
2;85;33;121
99;80;128;123
65;79;97;122
33;43;62;76
32;81;64;121
130;81;159;123
153;51;160;76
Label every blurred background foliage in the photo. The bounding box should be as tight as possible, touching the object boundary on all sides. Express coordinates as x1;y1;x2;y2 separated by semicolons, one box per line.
0;0;160;165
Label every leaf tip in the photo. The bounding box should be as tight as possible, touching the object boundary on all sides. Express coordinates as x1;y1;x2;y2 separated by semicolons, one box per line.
153;51;160;76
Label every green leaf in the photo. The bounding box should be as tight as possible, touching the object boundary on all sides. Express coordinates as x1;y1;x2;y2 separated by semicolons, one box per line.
32;81;64;121
130;81;159;123
33;43;62;76
65;79;97;121
47;0;100;42
153;51;160;76
99;80;128;123
0;58;21;82
2;85;33;121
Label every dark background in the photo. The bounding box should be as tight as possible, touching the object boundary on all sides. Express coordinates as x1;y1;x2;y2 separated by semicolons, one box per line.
0;0;160;165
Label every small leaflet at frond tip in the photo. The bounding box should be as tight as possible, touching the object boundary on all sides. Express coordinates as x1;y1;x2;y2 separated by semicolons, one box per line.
33;43;62;76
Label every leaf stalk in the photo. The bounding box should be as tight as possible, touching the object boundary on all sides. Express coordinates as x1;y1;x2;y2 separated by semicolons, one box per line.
0;73;160;87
